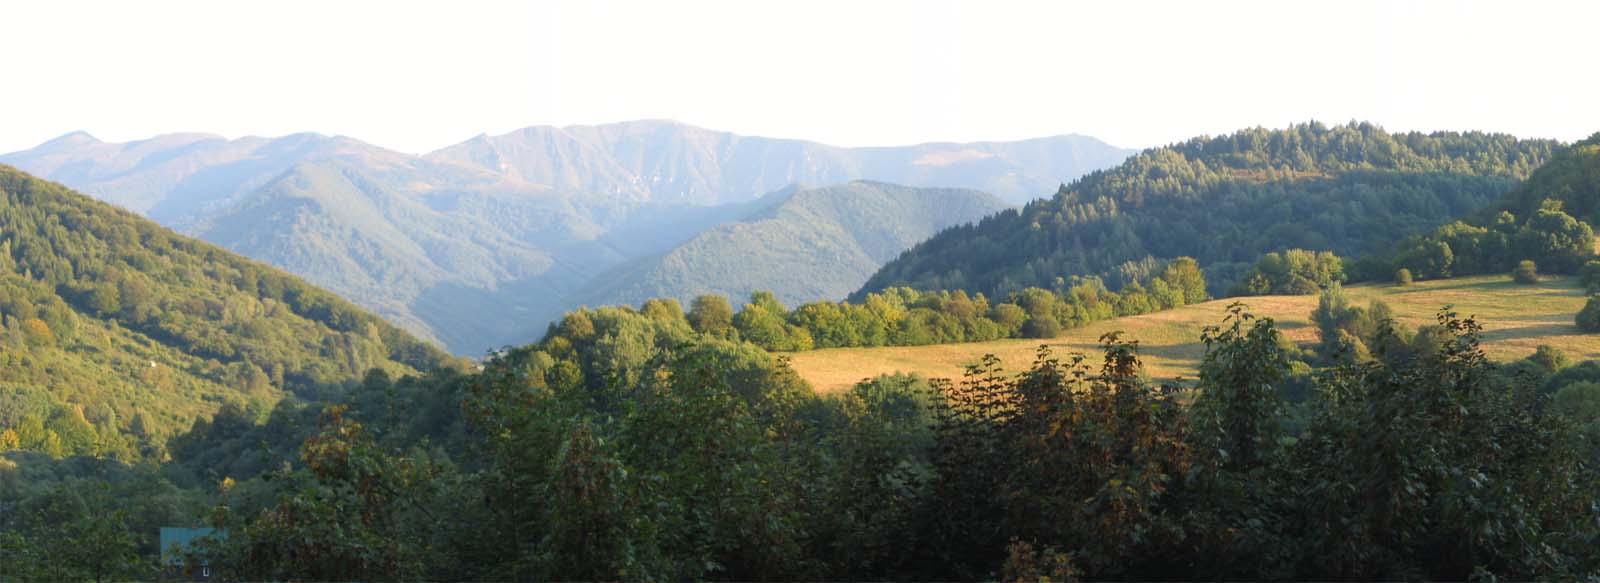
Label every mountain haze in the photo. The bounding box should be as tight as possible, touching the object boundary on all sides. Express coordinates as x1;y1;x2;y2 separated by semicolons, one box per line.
428;120;1133;205
2;121;1134;353
568;181;1010;312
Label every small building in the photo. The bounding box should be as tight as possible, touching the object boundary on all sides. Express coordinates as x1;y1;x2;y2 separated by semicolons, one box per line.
159;527;218;582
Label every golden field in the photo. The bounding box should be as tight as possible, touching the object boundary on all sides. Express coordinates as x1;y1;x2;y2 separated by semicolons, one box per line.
787;274;1600;393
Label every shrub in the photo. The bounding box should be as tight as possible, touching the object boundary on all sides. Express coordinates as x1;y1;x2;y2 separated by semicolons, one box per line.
1021;314;1062;339
1580;260;1600;293
1528;344;1571;373
1394;268;1413;286
1578;295;1600;332
1512;260;1539;284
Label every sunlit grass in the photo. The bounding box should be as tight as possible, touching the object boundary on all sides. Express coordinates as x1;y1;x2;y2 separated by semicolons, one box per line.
787;274;1599;393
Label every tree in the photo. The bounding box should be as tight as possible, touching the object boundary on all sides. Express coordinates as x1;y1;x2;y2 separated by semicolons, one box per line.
749;290;788;318
222;406;452;580
1394;268;1413;286
84;283;121;316
1159;257;1208;305
1577;295;1600;332
733;305;784;349
1528;344;1571;373
1513;259;1539;284
21;317;53;347
1288;310;1596;579
1515;207;1594;273
1020;314;1061;339
640;298;684;323
1580;260;1600;293
688;295;735;338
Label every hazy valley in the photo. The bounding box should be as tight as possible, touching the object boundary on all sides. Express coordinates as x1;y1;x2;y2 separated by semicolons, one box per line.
3;121;1131;353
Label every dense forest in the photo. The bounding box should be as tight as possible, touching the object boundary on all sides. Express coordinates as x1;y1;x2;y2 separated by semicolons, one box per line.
0;166;458;461
858;122;1558;299
1355;133;1600;281
6;294;1598;580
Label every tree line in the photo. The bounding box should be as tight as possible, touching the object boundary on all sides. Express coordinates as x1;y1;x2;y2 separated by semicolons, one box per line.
640;257;1209;352
6;297;1597;580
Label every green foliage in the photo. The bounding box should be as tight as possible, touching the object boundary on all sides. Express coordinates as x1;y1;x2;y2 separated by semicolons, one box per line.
1550;382;1600;465
1357;143;1600;281
861;122;1556;299
714;259;1205;351
213;406;456;580
1579;260;1600;293
0;166;456;460
1528;344;1572;373
1308;284;1399;360
1394;267;1413;285
9;301;1600;580
3;484;146;581
1484;134;1600;226
1579;295;1600;333
1288;310;1596;578
1513;259;1540;283
1231;249;1345;295
687;294;735;338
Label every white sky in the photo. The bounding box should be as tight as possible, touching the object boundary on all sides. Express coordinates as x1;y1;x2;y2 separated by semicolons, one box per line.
3;0;1596;154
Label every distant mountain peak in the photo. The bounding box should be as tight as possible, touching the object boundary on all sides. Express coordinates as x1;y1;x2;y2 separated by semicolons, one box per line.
38;130;101;148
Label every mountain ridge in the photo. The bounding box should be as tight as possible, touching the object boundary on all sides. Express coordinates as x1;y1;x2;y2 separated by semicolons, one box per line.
3;121;1134;353
564;180;1011;316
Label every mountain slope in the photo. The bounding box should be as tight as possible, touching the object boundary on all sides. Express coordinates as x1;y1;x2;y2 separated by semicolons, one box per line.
427;120;1134;205
569;181;1010;311
2;121;1133;354
0;165;455;459
0;131;434;228
856;122;1559;299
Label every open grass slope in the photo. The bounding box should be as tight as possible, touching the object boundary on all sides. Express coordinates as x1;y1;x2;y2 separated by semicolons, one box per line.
788;274;1599;393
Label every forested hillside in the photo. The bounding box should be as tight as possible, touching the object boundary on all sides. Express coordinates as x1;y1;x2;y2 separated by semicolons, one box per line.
857;122;1558;299
566;181;1010;313
1353;133;1600;281
2;122;1134;353
1484;132;1600;223
0;165;456;460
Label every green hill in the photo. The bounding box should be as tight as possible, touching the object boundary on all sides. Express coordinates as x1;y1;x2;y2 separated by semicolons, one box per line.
0;165;456;460
1484;132;1600;222
1348;132;1600;282
565;181;1011;313
856;122;1558;300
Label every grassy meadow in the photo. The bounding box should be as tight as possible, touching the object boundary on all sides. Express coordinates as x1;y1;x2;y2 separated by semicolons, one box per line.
787;274;1600;393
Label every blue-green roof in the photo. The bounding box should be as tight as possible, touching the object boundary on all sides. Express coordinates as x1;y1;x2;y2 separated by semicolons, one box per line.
159;527;217;565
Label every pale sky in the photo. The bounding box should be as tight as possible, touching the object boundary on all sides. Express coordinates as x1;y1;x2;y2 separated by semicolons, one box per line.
3;0;1596;154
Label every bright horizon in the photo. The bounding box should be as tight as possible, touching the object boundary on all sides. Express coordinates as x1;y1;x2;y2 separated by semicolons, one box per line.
4;0;1598;155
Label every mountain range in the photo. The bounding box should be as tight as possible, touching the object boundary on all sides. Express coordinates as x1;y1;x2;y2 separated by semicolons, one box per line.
2;121;1132;353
